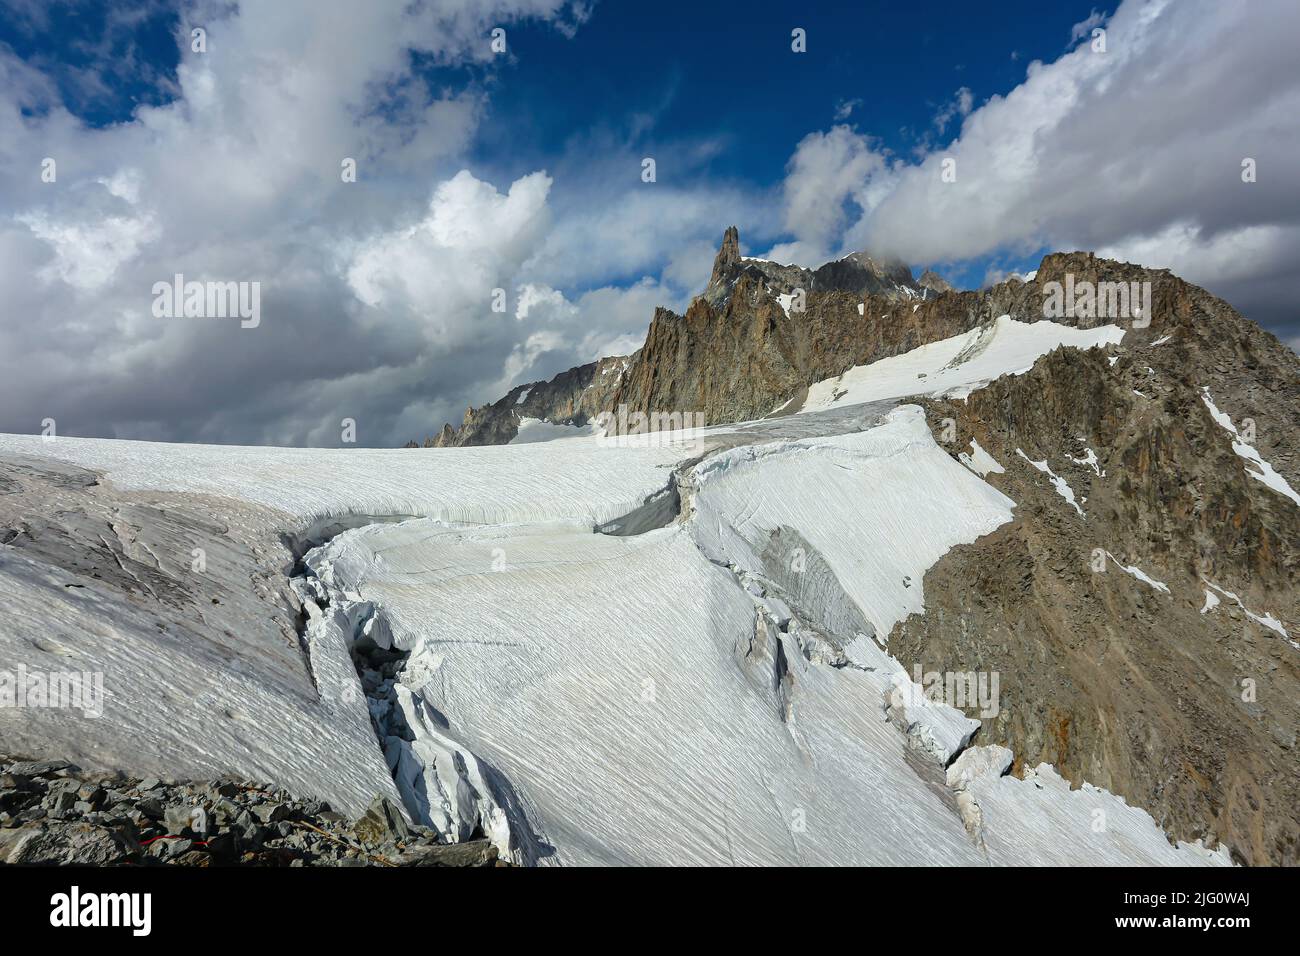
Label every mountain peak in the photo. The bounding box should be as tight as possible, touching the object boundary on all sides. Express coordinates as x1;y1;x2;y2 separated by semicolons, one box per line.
918;269;954;294
710;225;742;286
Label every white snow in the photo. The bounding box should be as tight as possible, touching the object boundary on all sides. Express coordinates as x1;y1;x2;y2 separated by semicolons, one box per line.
1104;552;1170;593
0;537;403;823
262;404;1219;865
801;315;1125;412
776;292;796;317
1200;589;1221;614
857;302;865;315
692;407;1016;641
1016;449;1084;517
0;431;684;530
0;325;1236;867
1200;387;1300;507
1152;334;1173;346
959;439;1005;477
1201;579;1294;646
1070;446;1104;476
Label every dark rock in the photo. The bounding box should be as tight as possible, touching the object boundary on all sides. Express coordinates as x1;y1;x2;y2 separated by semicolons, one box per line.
8;760;75;777
252;802;291;824
395;839;499;867
147;836;192;861
353;794;410;846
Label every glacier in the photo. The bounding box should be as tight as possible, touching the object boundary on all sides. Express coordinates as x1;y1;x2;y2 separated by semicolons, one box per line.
0;317;1233;866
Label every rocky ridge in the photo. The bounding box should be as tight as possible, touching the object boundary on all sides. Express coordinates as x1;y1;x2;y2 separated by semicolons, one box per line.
408;354;633;448
413;227;953;446
886;273;1300;865
412;229;1137;445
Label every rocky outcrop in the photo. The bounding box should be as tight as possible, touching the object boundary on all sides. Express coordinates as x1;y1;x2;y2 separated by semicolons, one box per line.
413;233;1188;442
885;275;1300;865
0;755;502;866
918;269;954;295
413;354;634;447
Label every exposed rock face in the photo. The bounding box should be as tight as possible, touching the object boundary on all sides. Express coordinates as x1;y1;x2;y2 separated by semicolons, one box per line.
410;236;1202;448
885;276;1300;865
918;269;954;295
415;354;633;447
411;229;976;445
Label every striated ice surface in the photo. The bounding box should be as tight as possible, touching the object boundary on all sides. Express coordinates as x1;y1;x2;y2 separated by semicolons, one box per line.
692;407;1017;641
287;406;1226;865
0;431;686;529
0;325;1233;866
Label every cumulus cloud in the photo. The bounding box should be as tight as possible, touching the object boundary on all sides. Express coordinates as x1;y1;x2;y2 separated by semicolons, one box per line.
801;0;1300;340
0;0;624;447
1;0;788;446
762;125;888;267
833;97;862;121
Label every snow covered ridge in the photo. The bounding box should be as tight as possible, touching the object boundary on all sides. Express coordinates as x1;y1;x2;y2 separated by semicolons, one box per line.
1101;551;1170;594
800;315;1125;412
1016;449;1084;517
1200;579;1295;649
958;439;1005;478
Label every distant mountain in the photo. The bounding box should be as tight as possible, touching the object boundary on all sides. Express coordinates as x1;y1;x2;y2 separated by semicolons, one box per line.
412;227;952;446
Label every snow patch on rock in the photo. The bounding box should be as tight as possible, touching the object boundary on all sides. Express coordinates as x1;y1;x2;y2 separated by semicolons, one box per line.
958;439;1006;478
1016;449;1084;517
1200;387;1300;508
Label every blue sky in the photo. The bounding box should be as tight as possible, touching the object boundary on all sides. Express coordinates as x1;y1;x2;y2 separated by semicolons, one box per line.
2;0;1114;290
470;0;1116;289
0;0;1294;446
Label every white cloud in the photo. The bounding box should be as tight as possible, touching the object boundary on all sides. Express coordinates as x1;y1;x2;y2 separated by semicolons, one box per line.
764;125;888;266
833;97;862;121
1069;9;1109;43
16;207;159;291
932;87;973;134
346;169;553;345
782;0;1300;337
0;0;609;446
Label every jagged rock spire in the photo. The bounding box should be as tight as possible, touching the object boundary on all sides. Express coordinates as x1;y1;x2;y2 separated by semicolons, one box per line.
709;225;742;287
